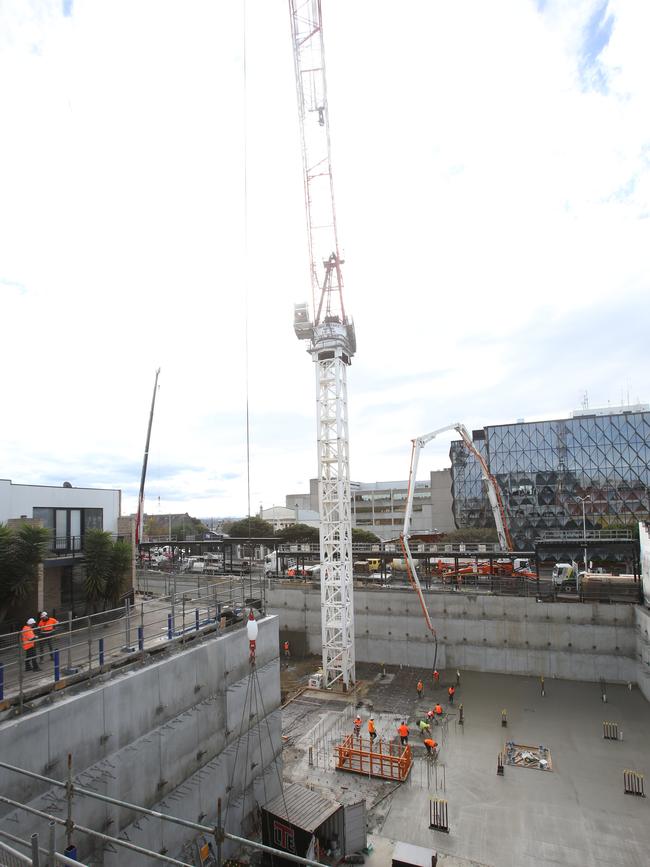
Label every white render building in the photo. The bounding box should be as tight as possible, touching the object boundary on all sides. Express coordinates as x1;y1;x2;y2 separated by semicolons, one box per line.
1;478;125;624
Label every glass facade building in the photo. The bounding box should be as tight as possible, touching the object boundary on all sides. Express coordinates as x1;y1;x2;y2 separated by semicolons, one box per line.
450;409;650;551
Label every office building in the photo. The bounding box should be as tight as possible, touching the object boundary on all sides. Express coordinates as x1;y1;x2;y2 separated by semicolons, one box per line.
450;405;650;550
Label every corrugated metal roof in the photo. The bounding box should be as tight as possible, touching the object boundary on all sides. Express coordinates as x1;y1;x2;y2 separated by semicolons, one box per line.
262;783;341;833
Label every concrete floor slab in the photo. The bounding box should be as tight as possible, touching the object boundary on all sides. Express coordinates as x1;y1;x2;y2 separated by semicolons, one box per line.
281;663;650;867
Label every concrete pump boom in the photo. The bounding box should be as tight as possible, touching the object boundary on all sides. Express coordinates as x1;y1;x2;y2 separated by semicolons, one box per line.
400;422;513;648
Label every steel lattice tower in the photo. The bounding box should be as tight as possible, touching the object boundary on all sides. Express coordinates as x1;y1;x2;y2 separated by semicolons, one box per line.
289;0;356;689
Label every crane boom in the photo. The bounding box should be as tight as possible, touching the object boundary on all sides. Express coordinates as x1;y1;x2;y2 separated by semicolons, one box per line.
135;368;161;547
289;0;356;689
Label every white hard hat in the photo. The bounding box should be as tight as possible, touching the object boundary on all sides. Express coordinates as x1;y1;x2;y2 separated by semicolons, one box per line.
27;618;36;625
41;611;47;617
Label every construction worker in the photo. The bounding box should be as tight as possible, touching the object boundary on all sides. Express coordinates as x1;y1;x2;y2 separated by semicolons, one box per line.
353;715;362;737
398;721;410;746
448;685;456;704
433;669;440;688
21;618;40;672
434;703;443;718
416;679;424;698
283;640;290;658
424;738;438;757
37;611;58;663
418;718;431;735
368;717;377;744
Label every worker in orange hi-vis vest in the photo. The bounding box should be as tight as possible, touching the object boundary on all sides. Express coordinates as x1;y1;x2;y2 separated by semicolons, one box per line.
416;679;424;698
434;703;443;719
283;640;290;658
398;721;410;746
368;717;377;743
37;611;58;663
21;619;40;673
424;738;438;757
448;685;456;704
353;715;362;736
433;669;440;688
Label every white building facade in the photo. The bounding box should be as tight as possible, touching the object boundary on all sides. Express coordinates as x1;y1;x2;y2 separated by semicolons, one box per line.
1;478;124;623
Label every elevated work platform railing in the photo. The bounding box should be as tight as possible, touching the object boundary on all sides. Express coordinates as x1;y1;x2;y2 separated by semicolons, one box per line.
334;735;413;781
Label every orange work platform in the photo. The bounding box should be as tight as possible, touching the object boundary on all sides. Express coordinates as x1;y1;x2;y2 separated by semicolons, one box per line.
334;735;413;782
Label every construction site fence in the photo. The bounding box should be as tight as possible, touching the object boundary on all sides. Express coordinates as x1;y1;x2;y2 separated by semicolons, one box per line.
0;575;266;711
268;572;642;604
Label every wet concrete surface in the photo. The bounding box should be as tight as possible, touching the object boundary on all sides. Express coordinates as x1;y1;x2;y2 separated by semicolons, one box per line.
281;661;650;866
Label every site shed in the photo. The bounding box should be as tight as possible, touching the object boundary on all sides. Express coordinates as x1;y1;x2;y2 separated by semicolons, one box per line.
261;783;365;864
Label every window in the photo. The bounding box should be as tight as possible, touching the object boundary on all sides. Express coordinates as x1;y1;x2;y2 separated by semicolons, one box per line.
32;507;104;553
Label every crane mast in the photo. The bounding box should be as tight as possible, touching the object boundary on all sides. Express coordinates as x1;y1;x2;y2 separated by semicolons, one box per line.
289;0;356;689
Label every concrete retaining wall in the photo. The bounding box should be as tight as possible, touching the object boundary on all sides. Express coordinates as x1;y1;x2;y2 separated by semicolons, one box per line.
270;586;638;683
635;606;650;702
0;616;281;865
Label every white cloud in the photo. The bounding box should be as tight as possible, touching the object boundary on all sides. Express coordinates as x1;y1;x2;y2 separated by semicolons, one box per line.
1;0;648;517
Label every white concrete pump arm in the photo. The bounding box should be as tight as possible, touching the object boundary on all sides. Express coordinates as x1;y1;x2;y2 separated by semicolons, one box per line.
400;424;461;636
399;421;514;643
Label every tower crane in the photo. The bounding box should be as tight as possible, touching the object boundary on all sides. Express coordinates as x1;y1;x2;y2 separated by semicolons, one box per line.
400;422;514;658
289;0;356;689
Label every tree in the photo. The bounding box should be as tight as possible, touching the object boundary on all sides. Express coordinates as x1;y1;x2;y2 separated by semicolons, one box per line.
275;523;319;544
0;522;49;624
227;517;275;538
84;529;133;612
105;540;132;608
84;529;113;612
352;528;381;544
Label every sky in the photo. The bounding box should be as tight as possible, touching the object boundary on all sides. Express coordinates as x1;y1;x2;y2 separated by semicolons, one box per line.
1;0;649;520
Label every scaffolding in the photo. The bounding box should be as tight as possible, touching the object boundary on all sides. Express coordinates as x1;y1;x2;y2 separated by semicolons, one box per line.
334;735;413;782
0;758;326;867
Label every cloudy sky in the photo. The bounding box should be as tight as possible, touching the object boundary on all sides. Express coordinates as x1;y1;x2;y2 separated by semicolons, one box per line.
1;0;648;520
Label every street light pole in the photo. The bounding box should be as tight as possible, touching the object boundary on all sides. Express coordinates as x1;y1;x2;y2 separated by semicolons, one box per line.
576;495;591;574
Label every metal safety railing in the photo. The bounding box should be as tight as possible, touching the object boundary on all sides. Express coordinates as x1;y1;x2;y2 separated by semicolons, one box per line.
268;570;642;605
0;825;87;866
0;575;265;710
0;759;326;867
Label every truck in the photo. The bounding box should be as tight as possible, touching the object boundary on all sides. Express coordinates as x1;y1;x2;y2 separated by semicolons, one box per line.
552;562;580;589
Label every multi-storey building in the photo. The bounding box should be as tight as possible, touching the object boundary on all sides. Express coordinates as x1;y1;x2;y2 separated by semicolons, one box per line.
450;406;650;551
0;478;126;623
287;470;455;541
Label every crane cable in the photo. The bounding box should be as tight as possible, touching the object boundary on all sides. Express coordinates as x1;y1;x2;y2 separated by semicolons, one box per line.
233;6;289;860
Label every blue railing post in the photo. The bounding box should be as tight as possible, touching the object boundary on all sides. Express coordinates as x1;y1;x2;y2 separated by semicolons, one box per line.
167;614;173;640
195;609;200;631
137;626;144;651
98;638;104;667
53;650;60;683
0;661;3;700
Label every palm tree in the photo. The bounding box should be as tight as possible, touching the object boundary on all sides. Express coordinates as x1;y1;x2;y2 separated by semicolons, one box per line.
0;523;49;624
